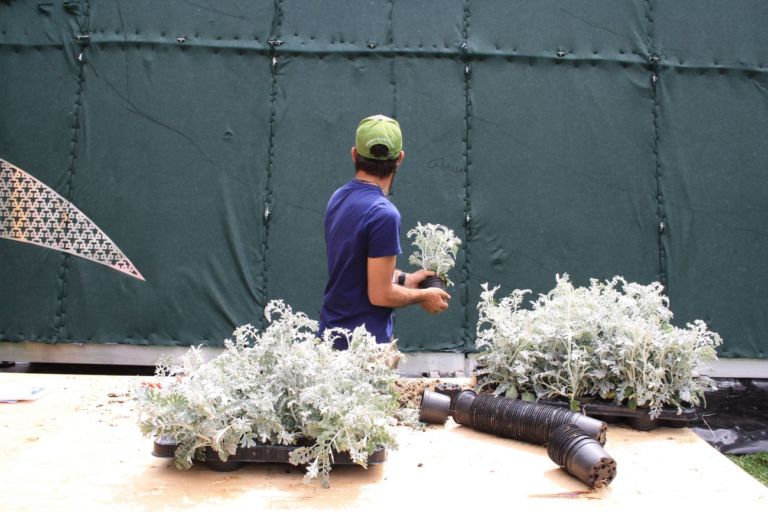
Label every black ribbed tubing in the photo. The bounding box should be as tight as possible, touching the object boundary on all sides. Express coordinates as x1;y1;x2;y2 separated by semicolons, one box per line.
452;391;607;446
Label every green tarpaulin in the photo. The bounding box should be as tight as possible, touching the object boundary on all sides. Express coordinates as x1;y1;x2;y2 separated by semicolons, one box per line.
1;1;766;357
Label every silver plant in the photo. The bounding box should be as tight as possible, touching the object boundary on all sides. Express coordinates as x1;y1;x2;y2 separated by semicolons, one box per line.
407;222;462;287
475;275;722;418
135;300;400;487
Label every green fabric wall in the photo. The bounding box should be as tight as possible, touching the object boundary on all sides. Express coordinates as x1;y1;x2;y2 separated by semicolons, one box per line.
1;0;766;357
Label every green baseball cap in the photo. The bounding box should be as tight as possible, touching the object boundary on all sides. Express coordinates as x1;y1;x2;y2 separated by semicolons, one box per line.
355;115;402;160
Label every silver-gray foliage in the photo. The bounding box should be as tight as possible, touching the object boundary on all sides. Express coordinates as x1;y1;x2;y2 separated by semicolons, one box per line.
136;300;399;487
475;275;722;418
407;222;462;287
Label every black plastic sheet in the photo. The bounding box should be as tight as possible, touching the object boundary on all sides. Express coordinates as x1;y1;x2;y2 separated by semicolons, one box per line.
693;379;768;454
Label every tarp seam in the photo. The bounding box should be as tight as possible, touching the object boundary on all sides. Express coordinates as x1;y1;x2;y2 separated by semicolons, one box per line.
53;0;91;342
259;0;284;330
460;0;473;349
644;0;654;51
646;0;667;289
11;39;765;75
63;41;645;63
388;0;396;117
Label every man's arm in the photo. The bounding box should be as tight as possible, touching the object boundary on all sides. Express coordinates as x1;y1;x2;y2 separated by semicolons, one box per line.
368;255;450;313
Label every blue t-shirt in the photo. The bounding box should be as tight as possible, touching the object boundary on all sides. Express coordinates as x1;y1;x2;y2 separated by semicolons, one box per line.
319;179;402;347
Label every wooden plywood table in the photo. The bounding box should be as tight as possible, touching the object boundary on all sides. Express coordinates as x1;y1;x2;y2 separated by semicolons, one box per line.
1;373;766;511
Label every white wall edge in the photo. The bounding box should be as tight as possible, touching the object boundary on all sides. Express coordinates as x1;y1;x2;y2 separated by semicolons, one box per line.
0;341;221;366
1;342;767;378
707;358;768;378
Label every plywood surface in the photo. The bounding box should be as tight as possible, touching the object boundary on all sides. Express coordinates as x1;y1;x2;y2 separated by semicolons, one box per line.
1;373;766;511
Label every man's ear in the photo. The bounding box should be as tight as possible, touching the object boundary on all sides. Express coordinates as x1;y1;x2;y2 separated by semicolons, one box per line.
351;146;358;162
396;150;405;166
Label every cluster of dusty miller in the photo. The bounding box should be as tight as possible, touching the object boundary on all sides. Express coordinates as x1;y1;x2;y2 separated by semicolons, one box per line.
475;274;722;418
136;300;400;487
407;222;462;286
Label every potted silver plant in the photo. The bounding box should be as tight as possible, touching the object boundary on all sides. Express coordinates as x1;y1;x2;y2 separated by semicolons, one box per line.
406;222;462;290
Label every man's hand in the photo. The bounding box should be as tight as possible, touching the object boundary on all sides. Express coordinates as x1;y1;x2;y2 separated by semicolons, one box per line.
404;269;436;289
419;287;451;313
400;269;450;313
368;256;450;313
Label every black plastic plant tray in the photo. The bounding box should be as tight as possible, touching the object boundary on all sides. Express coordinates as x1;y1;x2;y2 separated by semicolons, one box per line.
152;436;386;472
538;399;699;431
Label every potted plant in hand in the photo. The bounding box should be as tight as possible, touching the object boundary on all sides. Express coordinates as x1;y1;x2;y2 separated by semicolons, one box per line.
406;222;462;290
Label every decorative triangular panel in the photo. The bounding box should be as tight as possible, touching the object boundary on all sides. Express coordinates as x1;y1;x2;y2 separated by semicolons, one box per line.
0;159;145;281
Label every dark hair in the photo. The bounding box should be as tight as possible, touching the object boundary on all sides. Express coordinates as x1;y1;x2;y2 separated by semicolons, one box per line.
355;144;399;177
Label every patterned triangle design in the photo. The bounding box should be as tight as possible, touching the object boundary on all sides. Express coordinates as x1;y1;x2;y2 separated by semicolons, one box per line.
0;158;145;281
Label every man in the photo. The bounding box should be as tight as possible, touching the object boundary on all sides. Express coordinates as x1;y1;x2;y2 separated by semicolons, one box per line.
319;114;451;349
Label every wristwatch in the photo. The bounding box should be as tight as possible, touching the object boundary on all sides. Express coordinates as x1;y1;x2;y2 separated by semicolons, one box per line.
397;272;407;286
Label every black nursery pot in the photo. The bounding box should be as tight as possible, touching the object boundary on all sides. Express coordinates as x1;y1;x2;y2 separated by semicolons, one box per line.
419;389;451;424
547;424;617;488
419;275;446;290
204;455;247;472
434;382;463;415
451;390;478;426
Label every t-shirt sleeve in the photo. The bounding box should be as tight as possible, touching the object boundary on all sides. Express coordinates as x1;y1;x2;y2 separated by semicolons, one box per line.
366;204;402;258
